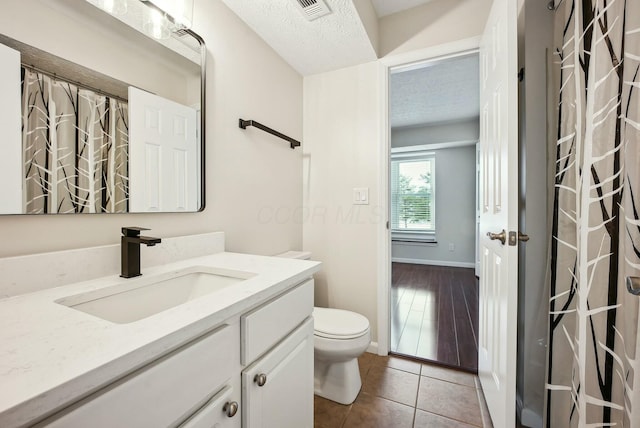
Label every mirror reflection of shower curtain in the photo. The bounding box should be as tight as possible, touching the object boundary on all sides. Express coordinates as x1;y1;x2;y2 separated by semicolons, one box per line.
22;69;129;214
545;0;640;427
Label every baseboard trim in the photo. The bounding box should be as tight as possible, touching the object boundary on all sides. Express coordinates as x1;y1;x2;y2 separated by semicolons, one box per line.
391;257;475;269
366;342;381;355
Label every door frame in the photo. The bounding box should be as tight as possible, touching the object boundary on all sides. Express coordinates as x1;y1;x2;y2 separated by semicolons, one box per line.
376;36;482;356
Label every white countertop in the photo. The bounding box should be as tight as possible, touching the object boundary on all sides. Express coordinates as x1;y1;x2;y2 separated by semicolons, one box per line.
0;252;320;428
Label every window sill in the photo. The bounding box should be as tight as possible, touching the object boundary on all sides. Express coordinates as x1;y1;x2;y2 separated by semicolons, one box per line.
391;231;436;244
392;239;438;247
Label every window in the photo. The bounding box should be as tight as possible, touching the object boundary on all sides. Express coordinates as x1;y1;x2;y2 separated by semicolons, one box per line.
391;153;435;241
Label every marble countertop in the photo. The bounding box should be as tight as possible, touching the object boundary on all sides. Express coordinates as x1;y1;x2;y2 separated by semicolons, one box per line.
0;252;320;428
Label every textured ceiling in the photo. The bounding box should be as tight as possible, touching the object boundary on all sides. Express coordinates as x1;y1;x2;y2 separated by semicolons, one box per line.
390;54;480;129
220;0;437;76
221;0;477;126
370;0;434;17
220;0;378;76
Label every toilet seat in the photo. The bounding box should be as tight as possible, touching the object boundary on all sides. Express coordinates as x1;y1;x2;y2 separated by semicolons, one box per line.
313;307;370;340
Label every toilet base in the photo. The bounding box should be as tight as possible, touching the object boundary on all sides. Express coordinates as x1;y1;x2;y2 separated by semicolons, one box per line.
314;358;362;405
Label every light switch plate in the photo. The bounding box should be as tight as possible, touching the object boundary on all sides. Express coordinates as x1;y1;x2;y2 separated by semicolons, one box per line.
353;188;369;205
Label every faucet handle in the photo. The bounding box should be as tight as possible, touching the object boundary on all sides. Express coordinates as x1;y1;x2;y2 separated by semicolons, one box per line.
122;227;150;237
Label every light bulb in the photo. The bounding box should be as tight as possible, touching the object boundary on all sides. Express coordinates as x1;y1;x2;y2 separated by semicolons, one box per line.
144;8;171;40
95;0;127;15
150;0;193;29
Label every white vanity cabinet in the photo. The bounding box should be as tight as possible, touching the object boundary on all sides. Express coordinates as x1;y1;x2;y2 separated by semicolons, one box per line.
240;279;315;428
31;278;315;428
179;383;241;428
37;323;241;428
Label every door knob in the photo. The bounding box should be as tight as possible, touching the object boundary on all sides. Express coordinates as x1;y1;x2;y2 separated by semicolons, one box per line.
223;401;239;418
254;373;267;387
626;276;640;296
518;232;530;242
487;229;506;245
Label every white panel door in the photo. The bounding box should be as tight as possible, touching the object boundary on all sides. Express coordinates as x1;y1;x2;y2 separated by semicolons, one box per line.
128;87;198;212
0;43;22;214
478;0;519;426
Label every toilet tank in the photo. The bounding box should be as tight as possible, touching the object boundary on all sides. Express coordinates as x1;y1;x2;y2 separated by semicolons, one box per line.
276;251;311;260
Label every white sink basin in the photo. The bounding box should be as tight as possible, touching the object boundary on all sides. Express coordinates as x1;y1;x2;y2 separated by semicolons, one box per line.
56;266;256;324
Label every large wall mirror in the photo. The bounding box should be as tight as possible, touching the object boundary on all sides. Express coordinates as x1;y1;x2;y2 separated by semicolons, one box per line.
0;0;205;215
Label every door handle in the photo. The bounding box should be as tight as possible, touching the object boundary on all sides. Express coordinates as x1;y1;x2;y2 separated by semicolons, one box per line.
626;277;640;296
487;229;506;245
254;373;267;387
518;232;530;242
223;401;239;418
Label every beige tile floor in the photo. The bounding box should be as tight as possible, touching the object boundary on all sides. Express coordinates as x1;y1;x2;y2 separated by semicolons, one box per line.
314;352;494;428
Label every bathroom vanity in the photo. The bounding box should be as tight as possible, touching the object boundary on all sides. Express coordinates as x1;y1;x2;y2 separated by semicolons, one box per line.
0;247;320;428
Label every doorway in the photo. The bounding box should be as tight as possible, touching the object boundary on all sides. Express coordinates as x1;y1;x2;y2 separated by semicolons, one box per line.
387;52;480;372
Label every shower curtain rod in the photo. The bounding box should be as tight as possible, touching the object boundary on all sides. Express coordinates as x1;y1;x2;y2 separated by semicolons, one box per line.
21;63;129;104
239;119;301;149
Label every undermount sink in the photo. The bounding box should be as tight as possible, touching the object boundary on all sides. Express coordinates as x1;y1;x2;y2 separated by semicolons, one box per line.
56;266;256;324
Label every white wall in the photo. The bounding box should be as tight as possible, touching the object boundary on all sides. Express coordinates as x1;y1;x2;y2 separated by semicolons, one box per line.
0;0;303;259
303;61;382;342
391;145;476;267
379;0;492;57
391;118;479;148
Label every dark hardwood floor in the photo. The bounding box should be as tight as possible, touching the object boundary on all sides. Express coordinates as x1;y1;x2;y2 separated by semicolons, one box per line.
390;263;479;372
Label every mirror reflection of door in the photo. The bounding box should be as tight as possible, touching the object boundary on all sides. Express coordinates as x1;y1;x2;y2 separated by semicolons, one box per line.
128;87;198;212
389;52;480;373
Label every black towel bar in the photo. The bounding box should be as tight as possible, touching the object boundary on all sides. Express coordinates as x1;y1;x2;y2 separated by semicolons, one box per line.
239;119;301;149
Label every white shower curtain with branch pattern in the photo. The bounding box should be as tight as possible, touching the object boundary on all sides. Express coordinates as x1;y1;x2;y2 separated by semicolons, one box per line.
22;69;129;214
545;0;640;426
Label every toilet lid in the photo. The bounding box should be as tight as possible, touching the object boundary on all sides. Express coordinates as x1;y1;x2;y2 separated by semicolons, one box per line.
313;307;370;339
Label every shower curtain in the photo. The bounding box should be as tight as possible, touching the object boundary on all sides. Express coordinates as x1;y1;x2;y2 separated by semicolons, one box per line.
22;69;129;214
545;0;640;426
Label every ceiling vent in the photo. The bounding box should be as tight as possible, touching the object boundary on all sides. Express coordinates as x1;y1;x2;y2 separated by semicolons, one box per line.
294;0;332;21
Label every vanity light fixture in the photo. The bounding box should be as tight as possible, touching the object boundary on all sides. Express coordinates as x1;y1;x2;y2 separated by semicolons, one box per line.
86;0;194;40
143;8;172;40
87;0;128;15
141;0;194;39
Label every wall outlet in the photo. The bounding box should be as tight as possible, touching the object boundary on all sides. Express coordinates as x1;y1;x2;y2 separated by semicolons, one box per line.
448;243;455;252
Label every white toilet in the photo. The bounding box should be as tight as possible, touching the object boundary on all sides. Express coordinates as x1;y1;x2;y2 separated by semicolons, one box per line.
276;251;371;405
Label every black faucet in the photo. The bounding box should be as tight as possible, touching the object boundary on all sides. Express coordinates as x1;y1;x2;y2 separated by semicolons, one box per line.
121;227;162;278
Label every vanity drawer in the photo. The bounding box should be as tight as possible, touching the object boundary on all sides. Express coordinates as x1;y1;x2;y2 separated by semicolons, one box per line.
39;324;238;428
179;385;239;428
241;279;314;364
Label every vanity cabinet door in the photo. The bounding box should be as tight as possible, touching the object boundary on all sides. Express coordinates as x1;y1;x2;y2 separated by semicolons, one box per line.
242;318;313;428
